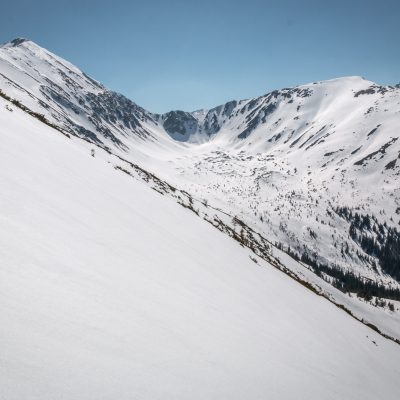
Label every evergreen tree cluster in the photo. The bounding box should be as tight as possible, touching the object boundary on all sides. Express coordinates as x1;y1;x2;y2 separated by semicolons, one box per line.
276;242;400;302
335;206;400;282
0;89;71;138
300;250;400;301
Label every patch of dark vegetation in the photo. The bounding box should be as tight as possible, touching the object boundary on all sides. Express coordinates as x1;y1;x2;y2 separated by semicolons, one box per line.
279;242;400;302
354;88;376;97
385;159;397;170
354;85;395;97
0;89;71;138
335;206;400;283
267;131;283;143
367;125;381;137
324;149;343;157
289;131;307;148
351;146;362;155
298;129;319;149
354;137;398;166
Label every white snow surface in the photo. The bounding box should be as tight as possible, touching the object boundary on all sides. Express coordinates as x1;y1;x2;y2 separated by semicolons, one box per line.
1;39;399;290
1;39;400;398
1;94;400;400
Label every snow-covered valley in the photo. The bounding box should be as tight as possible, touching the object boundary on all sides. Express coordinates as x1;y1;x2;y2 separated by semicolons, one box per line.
1;38;400;398
1;39;399;293
2;89;400;399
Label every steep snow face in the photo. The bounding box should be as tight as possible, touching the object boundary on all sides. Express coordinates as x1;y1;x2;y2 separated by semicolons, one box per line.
2;96;400;400
1;39;400;296
0;38;167;149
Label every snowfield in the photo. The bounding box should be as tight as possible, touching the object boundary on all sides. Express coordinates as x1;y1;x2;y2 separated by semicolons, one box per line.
1;38;400;399
1;93;400;400
1;39;399;292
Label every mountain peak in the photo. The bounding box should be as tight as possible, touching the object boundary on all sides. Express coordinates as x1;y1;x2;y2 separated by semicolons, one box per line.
0;38;31;49
0;38;36;49
10;37;30;46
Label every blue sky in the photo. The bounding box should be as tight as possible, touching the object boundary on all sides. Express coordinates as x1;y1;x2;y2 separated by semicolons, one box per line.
1;0;399;112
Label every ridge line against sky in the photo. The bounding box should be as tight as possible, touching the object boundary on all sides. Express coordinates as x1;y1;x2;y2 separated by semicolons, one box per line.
0;0;399;113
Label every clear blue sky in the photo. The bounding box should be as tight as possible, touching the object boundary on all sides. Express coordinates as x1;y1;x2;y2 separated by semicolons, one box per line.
1;0;399;113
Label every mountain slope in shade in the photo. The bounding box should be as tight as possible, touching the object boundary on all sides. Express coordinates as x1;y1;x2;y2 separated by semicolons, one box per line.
1;95;400;400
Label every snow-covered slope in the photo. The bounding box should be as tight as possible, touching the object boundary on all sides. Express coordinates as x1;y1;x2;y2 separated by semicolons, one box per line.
153;76;400;291
2;89;400;400
0;38;167;149
1;38;400;338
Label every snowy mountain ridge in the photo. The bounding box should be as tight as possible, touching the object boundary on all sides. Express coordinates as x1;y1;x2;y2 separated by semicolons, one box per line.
2;39;400;397
1;38;400;303
0;38;159;149
2;91;400;398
